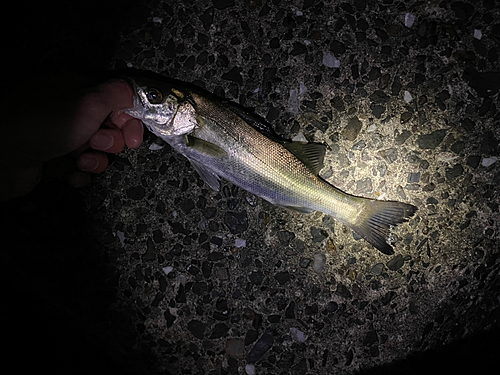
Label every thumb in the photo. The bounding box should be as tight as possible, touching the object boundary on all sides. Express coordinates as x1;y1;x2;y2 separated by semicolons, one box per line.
67;80;135;153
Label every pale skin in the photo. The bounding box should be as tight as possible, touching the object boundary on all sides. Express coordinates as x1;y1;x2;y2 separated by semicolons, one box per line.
0;79;143;200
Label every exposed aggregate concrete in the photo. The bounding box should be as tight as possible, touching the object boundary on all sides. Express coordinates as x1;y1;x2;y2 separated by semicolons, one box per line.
2;0;499;374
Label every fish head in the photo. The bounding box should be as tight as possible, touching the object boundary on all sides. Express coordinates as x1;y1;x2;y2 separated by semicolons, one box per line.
124;77;198;138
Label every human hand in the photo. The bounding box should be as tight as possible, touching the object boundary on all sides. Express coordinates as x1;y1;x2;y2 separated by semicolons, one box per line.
0;78;144;200
70;80;143;174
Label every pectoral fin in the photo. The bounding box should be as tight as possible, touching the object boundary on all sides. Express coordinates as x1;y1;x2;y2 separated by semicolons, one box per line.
189;159;221;191
283;142;327;175
186;135;227;158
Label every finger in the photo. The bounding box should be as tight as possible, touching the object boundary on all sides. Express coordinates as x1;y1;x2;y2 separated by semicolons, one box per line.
122;118;144;149
70;80;134;146
77;151;109;173
69;141;90;158
97;79;134;112
44;156;91;188
110;110;136;128
89;128;125;153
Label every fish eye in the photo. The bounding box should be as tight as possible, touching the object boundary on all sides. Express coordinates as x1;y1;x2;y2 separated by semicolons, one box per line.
146;88;163;104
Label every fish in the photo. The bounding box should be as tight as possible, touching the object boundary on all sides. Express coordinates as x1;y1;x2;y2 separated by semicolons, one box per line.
123;75;417;255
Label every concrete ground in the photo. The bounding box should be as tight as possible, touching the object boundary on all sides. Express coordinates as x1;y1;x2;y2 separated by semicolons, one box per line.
2;0;499;374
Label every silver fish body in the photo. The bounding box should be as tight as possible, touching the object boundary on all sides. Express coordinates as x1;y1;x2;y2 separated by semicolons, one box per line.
124;76;416;255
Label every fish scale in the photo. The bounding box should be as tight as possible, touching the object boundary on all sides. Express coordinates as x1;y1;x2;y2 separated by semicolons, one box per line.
190;92;364;222
123;75;417;255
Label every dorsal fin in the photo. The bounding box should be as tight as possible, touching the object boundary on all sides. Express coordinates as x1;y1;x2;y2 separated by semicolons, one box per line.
222;101;277;139
283;142;327;175
222;99;327;175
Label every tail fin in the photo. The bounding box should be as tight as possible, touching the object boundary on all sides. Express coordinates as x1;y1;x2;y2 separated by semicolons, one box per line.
349;200;417;255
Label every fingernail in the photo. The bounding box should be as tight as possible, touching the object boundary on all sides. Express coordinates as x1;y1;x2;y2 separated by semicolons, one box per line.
78;155;99;172
91;133;114;150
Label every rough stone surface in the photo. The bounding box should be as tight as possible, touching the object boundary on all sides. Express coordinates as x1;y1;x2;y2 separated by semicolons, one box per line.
4;1;500;374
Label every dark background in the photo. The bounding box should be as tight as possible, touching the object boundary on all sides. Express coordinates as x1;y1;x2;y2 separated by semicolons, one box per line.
2;1;499;374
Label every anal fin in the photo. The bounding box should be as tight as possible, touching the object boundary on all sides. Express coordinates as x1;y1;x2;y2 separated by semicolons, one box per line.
280;205;315;214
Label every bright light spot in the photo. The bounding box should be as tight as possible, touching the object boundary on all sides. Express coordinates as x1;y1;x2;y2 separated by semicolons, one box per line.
149;142;164;150
404;91;413;103
482;156;498;167
292;132;308;142
290;327;308;342
245;364;255;375
405;13;416;28
235;238;246;248
162;266;173;275
288;89;299;114
474;29;482;40
299;81;308;95
322;52;341;68
116;231;125;246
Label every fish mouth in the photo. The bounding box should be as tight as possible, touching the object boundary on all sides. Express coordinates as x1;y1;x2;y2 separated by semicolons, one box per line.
122;78;174;135
122;79;147;120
